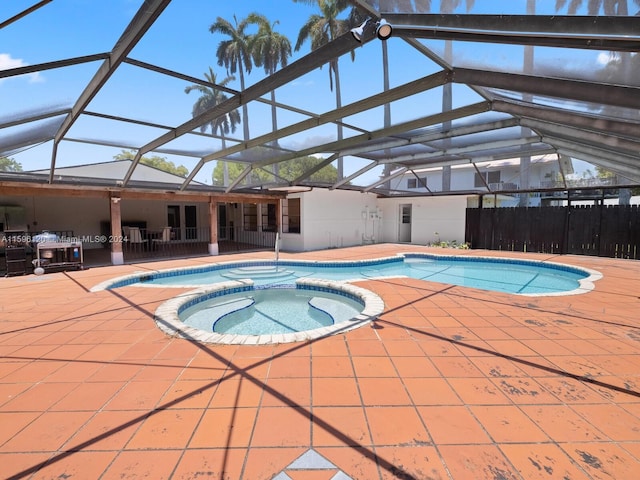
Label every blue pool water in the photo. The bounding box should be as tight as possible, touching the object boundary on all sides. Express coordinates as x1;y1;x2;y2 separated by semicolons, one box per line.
180;286;364;335
134;254;592;295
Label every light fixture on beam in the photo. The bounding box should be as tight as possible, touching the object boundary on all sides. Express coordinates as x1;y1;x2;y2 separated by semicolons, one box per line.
350;19;370;42
376;19;392;40
351;18;392;43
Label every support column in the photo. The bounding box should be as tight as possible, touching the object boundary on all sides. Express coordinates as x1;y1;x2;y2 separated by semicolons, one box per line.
276;198;282;236
110;195;124;265
208;197;219;255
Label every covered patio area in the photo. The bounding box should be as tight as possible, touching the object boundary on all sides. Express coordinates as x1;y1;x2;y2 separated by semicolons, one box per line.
1;244;639;479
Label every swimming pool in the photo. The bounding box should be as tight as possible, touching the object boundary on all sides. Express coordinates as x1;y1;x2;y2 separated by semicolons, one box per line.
98;253;600;296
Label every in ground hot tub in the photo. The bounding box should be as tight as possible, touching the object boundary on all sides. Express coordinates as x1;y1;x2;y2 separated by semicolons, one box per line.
154;279;384;344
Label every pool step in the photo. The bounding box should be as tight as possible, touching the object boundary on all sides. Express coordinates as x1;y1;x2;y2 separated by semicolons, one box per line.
195;297;254;332
221;266;295;279
308;297;355;324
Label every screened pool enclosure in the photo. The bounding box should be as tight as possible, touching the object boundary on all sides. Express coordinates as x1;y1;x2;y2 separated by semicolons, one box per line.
1;0;638;198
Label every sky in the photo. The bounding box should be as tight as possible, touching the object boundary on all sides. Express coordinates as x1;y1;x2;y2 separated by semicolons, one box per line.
0;0;623;185
1;0;378;184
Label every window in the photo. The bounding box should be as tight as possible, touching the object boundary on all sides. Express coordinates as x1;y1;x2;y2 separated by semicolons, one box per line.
261;203;277;232
407;176;426;189
185;205;197;240
282;198;301;234
401;204;412;224
488;171;501;184
167;205;181;240
474;171;501;187
243;203;257;231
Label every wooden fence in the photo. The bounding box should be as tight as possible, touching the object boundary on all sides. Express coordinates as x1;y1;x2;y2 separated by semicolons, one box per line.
465;205;640;259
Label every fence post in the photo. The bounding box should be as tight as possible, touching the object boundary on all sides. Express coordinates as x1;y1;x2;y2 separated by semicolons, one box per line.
597;190;605;257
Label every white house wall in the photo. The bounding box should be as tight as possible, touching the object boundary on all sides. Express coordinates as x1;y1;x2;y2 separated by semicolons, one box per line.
377;196;469;245
393;159;558;194
282;190;470;252
4;189;470;257
282;189;379;252
0;196;211;250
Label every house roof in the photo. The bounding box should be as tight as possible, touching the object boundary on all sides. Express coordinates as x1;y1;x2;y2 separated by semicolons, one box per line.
28;159;203;186
410;153;572;173
1;0;638;198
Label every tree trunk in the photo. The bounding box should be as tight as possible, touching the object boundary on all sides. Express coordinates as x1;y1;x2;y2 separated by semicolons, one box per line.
382;40;392;190
221;131;229;186
270;89;278;134
270;88;280;177
333;60;344;180
441;40;453;192
238;57;250;142
519;0;535;206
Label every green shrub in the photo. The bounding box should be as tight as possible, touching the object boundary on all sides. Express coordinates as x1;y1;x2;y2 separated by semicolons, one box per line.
428;239;470;249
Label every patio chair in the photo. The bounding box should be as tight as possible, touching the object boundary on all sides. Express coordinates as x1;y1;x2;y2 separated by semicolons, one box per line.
127;227;148;251
152;226;172;251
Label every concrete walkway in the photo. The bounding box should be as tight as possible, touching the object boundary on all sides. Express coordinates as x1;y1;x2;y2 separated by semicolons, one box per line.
1;244;639;479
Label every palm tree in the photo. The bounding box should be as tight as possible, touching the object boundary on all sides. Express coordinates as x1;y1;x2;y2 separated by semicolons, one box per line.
368;0;431;188
249;13;292;179
439;0;475;191
374;1;475;191
184;67;240;147
293;0;356;179
555;0;639;201
555;0;638;15
184;68;241;185
555;0;638;86
519;0;536;205
248;13;292;141
210;15;255;142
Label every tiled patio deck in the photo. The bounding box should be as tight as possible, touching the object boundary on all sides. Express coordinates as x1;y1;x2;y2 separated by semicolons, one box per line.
1;244;639;480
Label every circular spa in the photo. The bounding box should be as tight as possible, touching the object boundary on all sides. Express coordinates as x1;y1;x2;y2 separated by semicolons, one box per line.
154;279;384;345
